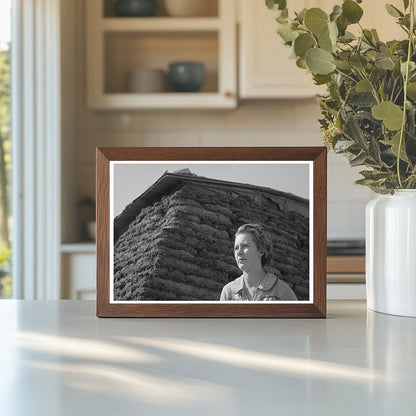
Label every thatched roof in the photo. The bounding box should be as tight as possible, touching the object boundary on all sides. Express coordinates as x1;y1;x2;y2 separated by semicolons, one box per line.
114;169;308;244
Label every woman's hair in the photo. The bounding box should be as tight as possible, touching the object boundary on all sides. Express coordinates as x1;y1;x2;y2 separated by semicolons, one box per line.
235;223;272;269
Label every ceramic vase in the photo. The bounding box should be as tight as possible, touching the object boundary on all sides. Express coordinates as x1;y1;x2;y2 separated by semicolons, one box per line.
366;190;416;317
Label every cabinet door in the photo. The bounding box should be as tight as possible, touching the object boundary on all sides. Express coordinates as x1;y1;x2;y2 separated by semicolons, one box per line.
61;253;96;300
239;0;326;99
239;0;404;99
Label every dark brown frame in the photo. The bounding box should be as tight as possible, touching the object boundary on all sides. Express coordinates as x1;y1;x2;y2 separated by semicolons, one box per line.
96;147;327;318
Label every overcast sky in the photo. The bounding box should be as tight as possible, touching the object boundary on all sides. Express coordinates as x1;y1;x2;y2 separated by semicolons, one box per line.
112;162;311;217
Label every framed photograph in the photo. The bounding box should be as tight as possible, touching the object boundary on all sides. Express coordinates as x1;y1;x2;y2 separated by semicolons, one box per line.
96;147;327;318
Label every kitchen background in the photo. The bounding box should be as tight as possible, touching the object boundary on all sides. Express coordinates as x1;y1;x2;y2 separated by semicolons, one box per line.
60;0;400;299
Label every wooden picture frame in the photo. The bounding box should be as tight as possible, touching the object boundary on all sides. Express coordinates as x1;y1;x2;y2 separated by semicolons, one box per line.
96;147;327;318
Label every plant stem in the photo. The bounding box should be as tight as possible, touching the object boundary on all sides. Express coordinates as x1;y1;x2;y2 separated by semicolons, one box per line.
397;0;415;188
358;69;381;104
334;68;358;84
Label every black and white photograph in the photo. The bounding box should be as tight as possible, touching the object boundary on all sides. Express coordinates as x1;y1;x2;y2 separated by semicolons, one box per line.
110;161;313;304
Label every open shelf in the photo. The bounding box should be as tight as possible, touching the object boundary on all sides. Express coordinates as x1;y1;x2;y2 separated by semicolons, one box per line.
86;0;236;109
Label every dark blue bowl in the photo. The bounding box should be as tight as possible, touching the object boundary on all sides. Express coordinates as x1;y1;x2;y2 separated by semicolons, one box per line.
114;0;157;17
168;62;205;92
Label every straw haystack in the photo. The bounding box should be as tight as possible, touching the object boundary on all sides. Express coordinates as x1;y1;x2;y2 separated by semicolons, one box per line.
114;170;309;301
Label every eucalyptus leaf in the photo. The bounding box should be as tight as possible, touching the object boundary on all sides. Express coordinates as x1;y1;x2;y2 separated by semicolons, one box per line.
360;170;391;180
339;31;356;43
407;82;416;99
344;114;367;147
333;60;353;70
304;8;328;35
372;101;404;131
380;44;393;56
399;14;411;29
266;0;287;11
350;152;368;166
306;48;335;75
313;74;332;85
375;55;395;70
350;54;368;70
277;23;299;43
334;139;355;151
318;27;334;52
401;61;416;76
369;136;382;163
336;15;348;36
330;5;342;22
385;4;404;18
328;21;338;45
296;8;307;23
342;0;363;24
378;78;386;100
371;29;380;43
356;79;372;92
389;132;409;162
355;178;376;186
276;14;288;24
296;57;308;69
363;29;376;46
294;33;316;58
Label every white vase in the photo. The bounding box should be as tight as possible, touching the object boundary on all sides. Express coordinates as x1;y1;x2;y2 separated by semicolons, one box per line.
366;189;416;317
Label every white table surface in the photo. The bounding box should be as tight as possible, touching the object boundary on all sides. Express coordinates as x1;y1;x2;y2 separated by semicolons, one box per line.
0;300;415;416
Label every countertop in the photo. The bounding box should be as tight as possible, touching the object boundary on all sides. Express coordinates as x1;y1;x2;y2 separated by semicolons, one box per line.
0;300;415;415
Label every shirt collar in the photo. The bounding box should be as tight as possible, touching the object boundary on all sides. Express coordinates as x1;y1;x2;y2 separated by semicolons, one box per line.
258;273;278;291
230;275;245;294
230;273;278;293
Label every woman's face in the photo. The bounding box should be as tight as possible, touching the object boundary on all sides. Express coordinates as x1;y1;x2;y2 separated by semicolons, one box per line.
234;232;263;273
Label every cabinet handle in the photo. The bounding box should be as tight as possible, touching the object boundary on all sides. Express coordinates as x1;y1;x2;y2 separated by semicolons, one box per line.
224;91;234;99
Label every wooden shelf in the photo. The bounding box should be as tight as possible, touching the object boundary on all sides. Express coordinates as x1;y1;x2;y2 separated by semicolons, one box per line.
101;17;221;32
327;256;365;284
327;256;365;274
61;242;96;253
89;92;235;110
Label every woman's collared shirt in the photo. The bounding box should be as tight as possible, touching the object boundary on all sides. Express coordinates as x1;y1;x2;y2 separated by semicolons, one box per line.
220;273;298;301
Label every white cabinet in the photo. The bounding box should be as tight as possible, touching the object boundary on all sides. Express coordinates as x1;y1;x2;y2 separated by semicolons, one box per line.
238;0;325;99
86;0;237;109
61;244;96;300
238;0;404;99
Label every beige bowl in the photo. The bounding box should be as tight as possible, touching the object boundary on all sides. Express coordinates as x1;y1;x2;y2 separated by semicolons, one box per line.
86;221;96;241
128;68;167;93
164;0;218;17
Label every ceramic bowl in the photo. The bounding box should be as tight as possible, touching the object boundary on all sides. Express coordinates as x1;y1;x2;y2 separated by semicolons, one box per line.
128;68;167;93
114;0;158;17
168;61;205;92
86;221;96;241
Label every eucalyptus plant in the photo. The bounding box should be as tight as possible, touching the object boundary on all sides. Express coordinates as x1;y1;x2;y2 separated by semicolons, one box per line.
266;0;416;193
